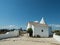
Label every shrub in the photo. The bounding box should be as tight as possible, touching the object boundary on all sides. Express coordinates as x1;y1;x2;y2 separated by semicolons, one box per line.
53;30;60;35
37;35;40;38
27;28;33;37
53;30;59;33
56;32;60;35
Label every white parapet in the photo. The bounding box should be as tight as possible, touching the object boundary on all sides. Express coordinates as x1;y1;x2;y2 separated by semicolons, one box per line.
53;33;60;42
0;30;19;39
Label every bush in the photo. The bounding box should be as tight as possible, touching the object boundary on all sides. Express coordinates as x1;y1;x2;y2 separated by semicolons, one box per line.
53;30;59;33
33;35;40;38
27;28;33;37
53;30;60;35
56;32;60;35
37;35;40;38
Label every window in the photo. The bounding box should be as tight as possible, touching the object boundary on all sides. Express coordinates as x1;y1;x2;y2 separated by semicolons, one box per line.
41;30;43;32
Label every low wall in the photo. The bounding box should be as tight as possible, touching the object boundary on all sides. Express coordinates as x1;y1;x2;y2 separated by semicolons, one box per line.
0;30;19;39
53;33;60;42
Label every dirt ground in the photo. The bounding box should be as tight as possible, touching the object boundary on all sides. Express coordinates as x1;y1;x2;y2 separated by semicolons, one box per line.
0;34;60;45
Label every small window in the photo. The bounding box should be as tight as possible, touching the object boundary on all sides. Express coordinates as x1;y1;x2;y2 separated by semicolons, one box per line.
41;30;43;32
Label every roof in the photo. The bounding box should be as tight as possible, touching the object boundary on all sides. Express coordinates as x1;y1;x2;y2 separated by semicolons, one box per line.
28;17;48;27
40;17;46;24
28;22;48;27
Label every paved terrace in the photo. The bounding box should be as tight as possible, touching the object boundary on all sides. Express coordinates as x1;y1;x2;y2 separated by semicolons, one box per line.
0;34;60;45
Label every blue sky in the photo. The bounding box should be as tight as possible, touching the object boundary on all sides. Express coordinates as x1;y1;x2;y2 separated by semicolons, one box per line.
0;0;60;29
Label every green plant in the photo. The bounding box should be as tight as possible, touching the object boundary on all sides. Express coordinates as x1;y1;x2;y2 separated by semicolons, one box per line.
53;30;59;33
37;35;40;38
53;30;60;35
27;28;33;37
56;32;60;35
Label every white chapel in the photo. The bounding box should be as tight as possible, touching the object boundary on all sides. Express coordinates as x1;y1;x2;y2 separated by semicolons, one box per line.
27;17;52;37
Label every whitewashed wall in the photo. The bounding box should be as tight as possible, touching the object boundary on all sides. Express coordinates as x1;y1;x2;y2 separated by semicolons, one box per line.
26;23;32;30
53;33;60;42
33;26;49;37
0;30;19;39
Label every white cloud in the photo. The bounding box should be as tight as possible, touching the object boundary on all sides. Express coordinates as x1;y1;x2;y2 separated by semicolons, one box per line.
49;24;60;30
0;25;20;29
49;24;60;27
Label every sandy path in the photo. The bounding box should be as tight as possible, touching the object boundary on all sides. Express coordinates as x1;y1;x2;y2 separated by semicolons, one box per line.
0;34;60;45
